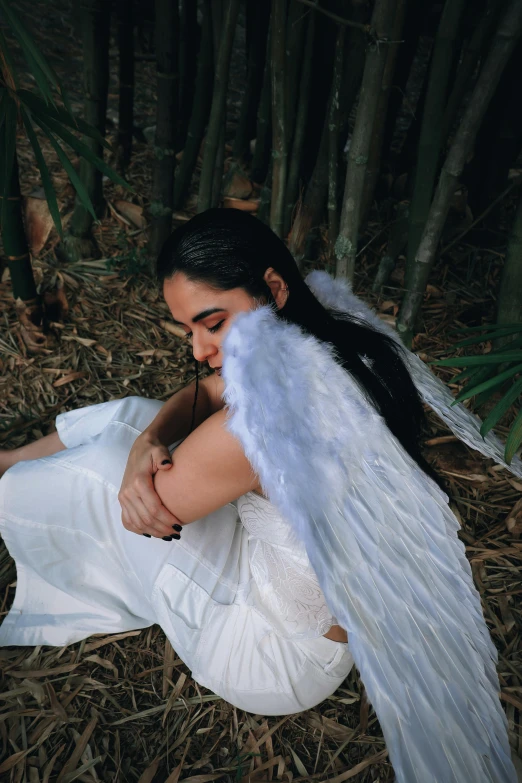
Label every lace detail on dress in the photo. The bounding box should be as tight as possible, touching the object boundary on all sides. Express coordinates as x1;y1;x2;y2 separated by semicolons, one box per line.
237;492;335;638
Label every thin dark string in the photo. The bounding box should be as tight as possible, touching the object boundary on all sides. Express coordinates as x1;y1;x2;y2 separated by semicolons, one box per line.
189;358;199;434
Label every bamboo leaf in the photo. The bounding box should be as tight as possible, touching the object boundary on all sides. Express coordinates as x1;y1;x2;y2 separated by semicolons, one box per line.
453;364;522;403
0;27;20;90
505;408;522;464
452;326;522;347
480;376;522;438
20;106;63;237
0;0;59;101
35;120;97;221
18;90;112;149
36;114;131;190
430;352;522;367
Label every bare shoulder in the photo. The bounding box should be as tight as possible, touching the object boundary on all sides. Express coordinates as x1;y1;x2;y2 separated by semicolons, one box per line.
153;407;260;524
199;372;225;414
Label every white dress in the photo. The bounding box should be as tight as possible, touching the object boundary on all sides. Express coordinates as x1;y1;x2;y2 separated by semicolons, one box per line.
0;396;354;715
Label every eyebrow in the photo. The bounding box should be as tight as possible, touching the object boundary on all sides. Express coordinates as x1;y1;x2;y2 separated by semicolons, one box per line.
172;307;226;326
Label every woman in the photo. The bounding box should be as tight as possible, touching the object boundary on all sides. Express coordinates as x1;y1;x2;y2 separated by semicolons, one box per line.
0;209;518;783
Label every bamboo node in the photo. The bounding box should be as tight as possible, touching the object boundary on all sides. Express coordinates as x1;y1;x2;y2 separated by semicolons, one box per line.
335;235;354;256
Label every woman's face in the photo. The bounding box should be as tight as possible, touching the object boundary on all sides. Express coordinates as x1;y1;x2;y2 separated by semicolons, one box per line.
163;272;263;375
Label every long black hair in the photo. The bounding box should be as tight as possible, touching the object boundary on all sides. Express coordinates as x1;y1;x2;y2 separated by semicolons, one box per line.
156;208;443;489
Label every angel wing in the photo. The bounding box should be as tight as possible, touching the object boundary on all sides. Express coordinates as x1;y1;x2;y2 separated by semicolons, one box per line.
305;270;522;479
222;304;517;783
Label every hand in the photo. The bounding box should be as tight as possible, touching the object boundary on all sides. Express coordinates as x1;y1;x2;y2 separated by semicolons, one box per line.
118;433;184;539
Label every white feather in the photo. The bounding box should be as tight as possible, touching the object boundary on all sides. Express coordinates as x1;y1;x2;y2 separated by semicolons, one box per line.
221;282;517;783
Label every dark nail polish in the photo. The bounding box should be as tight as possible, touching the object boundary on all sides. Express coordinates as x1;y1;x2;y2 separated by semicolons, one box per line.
161;459;171;465
172;524;182;532
172;533;180;540
162;536;173;542
143;534;151;538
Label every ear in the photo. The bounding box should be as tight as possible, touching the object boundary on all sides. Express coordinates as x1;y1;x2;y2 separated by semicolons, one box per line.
263;267;289;310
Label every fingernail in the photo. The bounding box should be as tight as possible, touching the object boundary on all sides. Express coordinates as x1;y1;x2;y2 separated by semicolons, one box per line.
172;533;180;540
161;459;171;465
172;524;182;532
162;536;172;542
143;534;151;538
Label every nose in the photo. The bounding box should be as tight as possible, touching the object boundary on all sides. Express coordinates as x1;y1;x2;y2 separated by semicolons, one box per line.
191;331;217;364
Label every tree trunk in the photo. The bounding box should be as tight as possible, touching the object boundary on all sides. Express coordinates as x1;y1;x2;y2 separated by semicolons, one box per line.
270;0;288;238
148;0;179;259
61;0;110;262
397;0;522;347
197;0;240;213
233;1;270;162
327;24;345;250
116;0;134;173
335;0;396;282
173;0;213;211
406;0;467;281
360;0;407;224
250;26;273;185
177;0;199;152
284;9;316;238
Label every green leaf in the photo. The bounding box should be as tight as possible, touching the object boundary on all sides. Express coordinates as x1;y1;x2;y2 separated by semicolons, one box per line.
453;365;519;403
0;27;20;90
452;326;522;348
0;0;59;103
480;375;522;438
18;90;112;150
20;106;62;237
505;408;522;465
37;114;131;191
35;120;97;221
430;352;522;367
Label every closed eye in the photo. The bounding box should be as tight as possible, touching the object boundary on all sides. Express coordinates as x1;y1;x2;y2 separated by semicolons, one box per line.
185;319;225;340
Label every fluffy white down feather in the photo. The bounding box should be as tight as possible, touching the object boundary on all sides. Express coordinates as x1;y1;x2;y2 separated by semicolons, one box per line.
221;273;517;783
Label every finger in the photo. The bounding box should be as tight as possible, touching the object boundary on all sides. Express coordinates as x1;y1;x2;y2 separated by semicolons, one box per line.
121;503;144;535
138;477;184;529
133;494;180;538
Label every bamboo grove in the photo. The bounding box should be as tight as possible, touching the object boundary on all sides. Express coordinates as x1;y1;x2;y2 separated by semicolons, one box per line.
1;0;522;456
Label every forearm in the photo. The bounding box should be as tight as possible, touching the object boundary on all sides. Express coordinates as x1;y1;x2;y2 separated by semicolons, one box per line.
140;380;211;446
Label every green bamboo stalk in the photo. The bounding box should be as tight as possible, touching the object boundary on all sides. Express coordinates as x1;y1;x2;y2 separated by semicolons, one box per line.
233;2;270;162
326;24;346;251
440;0;500;145
397;0;522;347
116;0;134;172
251;26;272;184
284;9;316;238
149;0;179;259
61;0;110;262
0;149;38;303
210;0;226;208
177;0;199;151
284;0;307;156
405;0;467;279
269;0;288;238
197;0;240;213
360;0;406;224
173;0;213;211
335;0;396;281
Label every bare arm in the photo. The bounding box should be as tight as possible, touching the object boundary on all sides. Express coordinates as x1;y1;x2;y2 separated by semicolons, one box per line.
153;407;260;524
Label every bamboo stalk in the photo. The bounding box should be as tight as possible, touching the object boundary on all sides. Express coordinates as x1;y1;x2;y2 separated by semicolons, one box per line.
397;0;522;346
335;0;396;282
284;9;316;237
197;0;239;212
62;0;110;261
149;0;179;259
405;0;467;280
210;0;226;208
233;2;270;162
173;0;213;211
269;0;288;238
360;0;406;224
116;0;134;172
284;0;307;158
327;24;345;250
251;26;272;185
497;189;522;328
177;0;199;152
